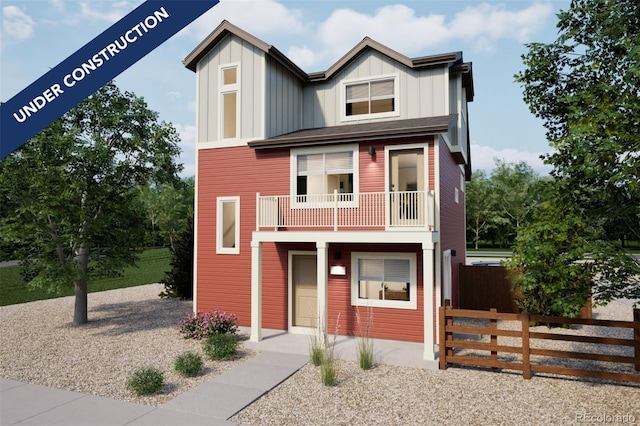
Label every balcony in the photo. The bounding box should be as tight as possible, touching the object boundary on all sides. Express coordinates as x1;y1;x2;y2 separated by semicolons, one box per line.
256;190;435;231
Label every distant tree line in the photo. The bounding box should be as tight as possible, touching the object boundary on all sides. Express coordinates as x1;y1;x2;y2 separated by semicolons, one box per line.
465;159;546;249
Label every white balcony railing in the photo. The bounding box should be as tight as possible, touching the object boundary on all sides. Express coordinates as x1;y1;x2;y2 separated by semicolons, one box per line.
256;190;435;231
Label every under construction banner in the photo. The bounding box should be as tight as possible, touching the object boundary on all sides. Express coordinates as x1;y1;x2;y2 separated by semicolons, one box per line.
0;0;219;160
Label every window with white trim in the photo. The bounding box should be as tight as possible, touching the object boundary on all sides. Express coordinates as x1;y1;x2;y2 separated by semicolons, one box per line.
219;64;239;140
217;196;240;254
351;252;417;309
343;76;398;120
291;145;359;205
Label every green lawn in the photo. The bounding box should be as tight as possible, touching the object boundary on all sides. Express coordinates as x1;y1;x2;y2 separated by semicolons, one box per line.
0;248;170;306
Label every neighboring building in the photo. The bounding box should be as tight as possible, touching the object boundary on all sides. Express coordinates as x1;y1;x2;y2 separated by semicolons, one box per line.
184;21;473;361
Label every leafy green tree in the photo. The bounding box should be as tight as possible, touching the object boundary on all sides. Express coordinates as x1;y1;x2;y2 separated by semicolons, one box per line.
514;0;639;307
491;160;542;230
138;177;194;249
465;170;495;249
465;160;543;249
160;208;194;299
0;82;182;324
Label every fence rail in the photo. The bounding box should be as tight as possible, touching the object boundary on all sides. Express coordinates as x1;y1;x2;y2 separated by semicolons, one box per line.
256;190;435;231
439;301;640;383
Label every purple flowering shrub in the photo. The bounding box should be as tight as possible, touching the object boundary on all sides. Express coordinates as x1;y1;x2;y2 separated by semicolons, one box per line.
177;309;239;339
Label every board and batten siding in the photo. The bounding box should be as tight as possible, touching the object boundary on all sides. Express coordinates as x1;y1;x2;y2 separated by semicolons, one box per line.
437;135;466;308
302;50;448;129
264;57;304;138
196;34;264;145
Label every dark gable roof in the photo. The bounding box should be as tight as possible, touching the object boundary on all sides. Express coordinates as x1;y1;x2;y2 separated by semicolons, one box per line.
183;21;473;100
248;115;458;149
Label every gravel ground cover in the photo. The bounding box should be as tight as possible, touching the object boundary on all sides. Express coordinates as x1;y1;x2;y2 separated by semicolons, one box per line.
1;284;638;425
0;283;254;406
232;301;640;426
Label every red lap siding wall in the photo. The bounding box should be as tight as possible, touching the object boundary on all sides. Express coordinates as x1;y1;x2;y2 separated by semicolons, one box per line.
437;135;467;308
196;146;290;326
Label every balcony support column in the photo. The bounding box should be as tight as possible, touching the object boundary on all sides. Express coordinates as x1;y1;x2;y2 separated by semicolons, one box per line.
316;241;329;337
423;242;436;360
250;240;263;342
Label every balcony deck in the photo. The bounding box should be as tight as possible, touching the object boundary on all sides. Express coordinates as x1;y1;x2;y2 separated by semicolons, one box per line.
256;190;435;232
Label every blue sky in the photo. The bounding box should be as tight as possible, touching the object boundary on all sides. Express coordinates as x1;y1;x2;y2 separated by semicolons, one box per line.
1;0;570;177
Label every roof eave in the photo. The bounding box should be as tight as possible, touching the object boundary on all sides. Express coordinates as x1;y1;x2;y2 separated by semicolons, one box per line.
249;115;457;150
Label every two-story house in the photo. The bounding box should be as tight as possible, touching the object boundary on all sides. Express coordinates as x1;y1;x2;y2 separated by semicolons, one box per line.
184;21;473;361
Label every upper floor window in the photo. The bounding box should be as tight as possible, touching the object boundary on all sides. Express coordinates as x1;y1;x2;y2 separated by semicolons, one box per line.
343;75;398;121
220;64;239;140
291;144;359;205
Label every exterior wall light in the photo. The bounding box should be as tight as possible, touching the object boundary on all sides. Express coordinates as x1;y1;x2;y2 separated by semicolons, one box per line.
330;265;347;275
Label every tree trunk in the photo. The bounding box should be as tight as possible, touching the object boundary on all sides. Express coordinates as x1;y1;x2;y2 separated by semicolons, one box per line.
73;242;89;325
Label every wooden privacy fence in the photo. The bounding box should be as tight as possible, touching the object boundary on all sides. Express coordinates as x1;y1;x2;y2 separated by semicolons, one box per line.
458;264;592;318
439;301;640;383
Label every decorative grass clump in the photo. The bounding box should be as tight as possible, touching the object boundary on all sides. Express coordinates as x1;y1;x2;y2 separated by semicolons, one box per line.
203;333;239;360
355;307;375;370
126;367;164;395
174;351;203;377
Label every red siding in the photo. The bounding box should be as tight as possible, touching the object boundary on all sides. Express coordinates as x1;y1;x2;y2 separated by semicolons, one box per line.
196;138;440;342
327;243;424;342
196;146;290;326
438;135;467;308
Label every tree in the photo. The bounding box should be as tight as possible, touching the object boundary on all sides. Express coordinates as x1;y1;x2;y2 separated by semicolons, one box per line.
465;160;543;249
160;208;194;299
0;82;182;324
514;0;640;306
465;170;495;249
491;160;542;230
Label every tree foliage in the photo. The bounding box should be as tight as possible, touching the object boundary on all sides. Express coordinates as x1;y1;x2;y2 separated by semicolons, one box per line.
465;160;543;248
138;177;194;249
0;81;182;324
513;0;640;309
160;208;194;300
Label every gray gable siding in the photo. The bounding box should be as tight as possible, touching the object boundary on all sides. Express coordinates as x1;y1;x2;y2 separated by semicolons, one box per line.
301;50;448;130
196;34;265;143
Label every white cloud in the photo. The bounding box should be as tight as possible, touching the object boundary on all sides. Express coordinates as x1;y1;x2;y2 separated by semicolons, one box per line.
298;2;554;69
450;3;553;51
50;0;65;11
2;6;35;40
287;45;316;70
183;0;305;41
77;1;139;24
472;144;553;175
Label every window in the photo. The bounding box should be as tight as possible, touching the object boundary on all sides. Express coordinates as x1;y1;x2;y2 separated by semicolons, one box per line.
343;76;398;120
217;196;240;254
351;252;417;309
220;64;239;140
291;145;359;205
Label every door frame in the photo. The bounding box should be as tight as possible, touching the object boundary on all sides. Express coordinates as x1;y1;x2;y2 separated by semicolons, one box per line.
288;250;318;334
384;143;430;230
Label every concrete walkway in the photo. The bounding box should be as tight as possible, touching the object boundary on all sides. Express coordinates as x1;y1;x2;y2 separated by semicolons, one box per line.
1;351;308;426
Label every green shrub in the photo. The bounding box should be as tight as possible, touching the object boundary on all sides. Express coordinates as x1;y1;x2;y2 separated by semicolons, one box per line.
203;333;239;360
126;367;164;395
160;211;194;300
174;351;203;377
